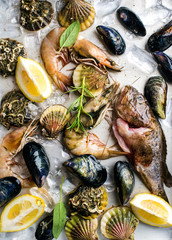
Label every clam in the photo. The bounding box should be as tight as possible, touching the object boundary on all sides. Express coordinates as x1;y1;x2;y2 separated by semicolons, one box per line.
65;215;98;240
101;206;139;240
63;154;107;188
58;0;95;31
35;215;53;240
114;161;135;205
40;105;71;139
69;185;108;219
145;76;167;119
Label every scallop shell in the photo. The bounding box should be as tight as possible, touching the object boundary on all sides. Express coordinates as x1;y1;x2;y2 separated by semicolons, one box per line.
73;64;109;97
65;215;99;240
58;0;95;31
101;207;139;240
40;105;71;138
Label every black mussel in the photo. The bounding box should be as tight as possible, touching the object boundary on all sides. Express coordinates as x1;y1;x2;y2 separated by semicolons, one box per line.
145;76;167;119
0;177;21;208
114;161;135;205
147;20;172;52
117;7;146;36
153;52;172;83
23;141;50;188
63;154;107;188
96;25;126;55
35;215;53;240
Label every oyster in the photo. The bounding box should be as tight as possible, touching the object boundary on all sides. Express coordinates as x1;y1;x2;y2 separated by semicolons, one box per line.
35;215;53;240
145;76;167;119
0;90;30;129
20;0;54;31
69;185;108;219
58;0;95;31
0;38;26;77
101;206;139;240
40;105;71;139
65;215;98;240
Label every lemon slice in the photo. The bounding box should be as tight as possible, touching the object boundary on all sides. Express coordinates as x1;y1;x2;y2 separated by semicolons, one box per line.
16;56;52;102
130;193;172;227
0;194;45;232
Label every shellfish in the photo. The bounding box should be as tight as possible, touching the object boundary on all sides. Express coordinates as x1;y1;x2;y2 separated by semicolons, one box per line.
117;7;146;36
144;76;167;119
96;25;126;55
65;215;98;240
20;0;54;31
101;206;139;240
69;185;108;219
58;0;95;31
40;105;71;139
35;215;53;240
114;161;135;205
63;154;107;188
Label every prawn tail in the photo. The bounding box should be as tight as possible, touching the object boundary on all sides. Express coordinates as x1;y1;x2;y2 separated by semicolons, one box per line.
108;144;129;156
53;74;70;92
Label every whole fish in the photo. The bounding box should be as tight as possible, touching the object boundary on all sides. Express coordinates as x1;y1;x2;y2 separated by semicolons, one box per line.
112;85;172;201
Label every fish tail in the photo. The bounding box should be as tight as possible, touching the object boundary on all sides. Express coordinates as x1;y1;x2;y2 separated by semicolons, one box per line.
163;162;172;188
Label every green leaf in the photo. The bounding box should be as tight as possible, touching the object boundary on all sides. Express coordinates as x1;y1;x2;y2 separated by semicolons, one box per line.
60;21;80;48
53;177;66;239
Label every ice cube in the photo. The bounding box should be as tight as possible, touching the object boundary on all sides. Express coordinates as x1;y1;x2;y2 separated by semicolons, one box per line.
94;0;121;17
104;167;115;193
1;24;21;38
0;0;10;11
56;0;65;13
162;0;172;9
62;179;77;195
144;0;162;8
7;6;20;24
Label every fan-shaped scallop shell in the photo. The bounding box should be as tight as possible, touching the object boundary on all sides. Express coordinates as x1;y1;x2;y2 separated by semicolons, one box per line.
58;0;95;31
65;215;99;240
101;206;139;240
40;105;71;138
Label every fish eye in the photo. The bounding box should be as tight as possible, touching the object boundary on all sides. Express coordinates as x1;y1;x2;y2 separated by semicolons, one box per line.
138;95;143;100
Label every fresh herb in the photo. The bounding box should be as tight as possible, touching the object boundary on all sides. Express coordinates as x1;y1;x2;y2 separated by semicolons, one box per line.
53;176;66;239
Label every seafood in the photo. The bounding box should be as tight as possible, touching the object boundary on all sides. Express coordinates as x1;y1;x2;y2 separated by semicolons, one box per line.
114;161;135;205
100;206;139;240
35;215;53;240
0;90;30;129
69;185;108;219
0;176;21;208
96;25;126;55
65;215;98;240
63;154;107;187
40;105;71;139
0;38;26;77
117;7;146;36
23;141;50;188
112;85;172;201
20;0;54;31
58;0;95;31
145;76;167;119
153;52;172;83
147;20;172;52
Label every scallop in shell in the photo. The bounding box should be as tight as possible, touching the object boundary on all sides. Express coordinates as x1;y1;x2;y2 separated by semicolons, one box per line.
101;206;139;240
58;0;95;31
65;215;99;240
40;105;71;138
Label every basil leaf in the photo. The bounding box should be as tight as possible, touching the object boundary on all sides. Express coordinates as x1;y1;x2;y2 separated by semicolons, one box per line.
60;21;80;48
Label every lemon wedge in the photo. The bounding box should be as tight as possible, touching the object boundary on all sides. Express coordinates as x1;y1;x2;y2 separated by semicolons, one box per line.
0;194;45;232
15;56;52;102
130;193;172;227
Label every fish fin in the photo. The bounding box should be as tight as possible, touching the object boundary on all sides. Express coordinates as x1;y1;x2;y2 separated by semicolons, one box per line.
163;162;172;188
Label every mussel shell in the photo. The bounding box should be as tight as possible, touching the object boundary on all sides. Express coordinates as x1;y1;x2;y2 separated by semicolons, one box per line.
63;154;107;187
23;141;50;188
147;20;172;52
96;25;126;55
114;161;135;205
117;7;146;36
35;215;53;240
0;177;21;208
145;76;167;119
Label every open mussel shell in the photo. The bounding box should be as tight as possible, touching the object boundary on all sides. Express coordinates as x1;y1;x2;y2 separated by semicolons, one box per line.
65;215;98;240
117;7;146;36
40;105;71;139
63;154;107;188
35;215;53;240
101;206;139;240
114;161;135;205
69;185;108;219
147;20;172;52
96;25;126;55
145;76;167;119
58;0;95;31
